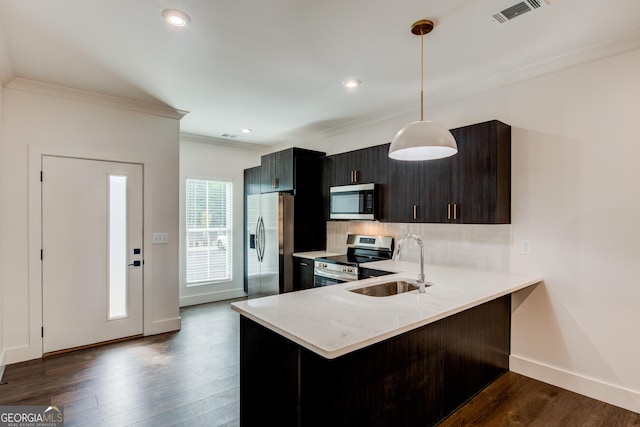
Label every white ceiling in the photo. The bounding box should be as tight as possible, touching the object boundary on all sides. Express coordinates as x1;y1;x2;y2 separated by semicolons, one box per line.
0;0;639;146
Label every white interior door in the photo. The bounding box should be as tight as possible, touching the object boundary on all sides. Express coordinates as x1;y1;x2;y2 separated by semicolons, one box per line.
42;156;143;354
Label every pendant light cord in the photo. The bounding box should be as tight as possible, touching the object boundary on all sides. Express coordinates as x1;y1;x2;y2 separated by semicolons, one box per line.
420;29;424;121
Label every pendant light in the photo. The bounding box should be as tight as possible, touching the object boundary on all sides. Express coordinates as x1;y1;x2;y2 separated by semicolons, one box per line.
389;20;457;161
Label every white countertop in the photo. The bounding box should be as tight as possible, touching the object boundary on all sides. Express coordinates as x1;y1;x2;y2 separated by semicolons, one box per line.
292;250;342;260
231;260;542;360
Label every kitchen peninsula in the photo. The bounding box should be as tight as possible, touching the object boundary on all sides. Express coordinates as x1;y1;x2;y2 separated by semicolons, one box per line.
231;261;542;426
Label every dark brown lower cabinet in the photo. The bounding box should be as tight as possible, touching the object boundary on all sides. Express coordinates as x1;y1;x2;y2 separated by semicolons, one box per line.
293;256;315;290
239;295;510;427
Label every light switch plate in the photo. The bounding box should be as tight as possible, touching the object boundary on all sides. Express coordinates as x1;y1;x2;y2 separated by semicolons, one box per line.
153;232;169;244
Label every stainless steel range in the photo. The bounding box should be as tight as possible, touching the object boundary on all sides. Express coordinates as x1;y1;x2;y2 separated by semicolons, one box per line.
314;234;394;286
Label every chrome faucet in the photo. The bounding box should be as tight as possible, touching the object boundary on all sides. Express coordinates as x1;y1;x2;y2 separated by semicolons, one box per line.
393;234;426;293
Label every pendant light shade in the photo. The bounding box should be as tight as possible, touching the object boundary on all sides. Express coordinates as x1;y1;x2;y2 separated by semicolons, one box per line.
389;19;457;161
389;120;457;161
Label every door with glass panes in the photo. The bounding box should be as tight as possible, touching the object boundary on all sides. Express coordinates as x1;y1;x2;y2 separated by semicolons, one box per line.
41;156;143;353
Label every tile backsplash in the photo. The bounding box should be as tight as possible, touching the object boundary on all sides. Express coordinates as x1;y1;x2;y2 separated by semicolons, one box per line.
326;221;510;273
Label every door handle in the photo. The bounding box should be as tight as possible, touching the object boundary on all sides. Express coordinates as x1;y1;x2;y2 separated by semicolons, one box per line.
447;203;458;220
128;260;141;267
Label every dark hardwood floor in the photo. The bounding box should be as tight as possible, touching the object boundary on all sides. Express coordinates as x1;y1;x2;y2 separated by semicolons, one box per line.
0;299;243;426
1;298;638;426
439;372;640;427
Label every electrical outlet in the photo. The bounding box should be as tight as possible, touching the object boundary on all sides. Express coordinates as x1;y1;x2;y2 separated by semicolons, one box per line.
520;240;532;255
153;233;169;244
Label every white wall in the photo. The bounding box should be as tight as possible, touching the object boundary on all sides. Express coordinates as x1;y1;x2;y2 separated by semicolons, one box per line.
301;49;640;412
179;137;267;306
1;80;183;364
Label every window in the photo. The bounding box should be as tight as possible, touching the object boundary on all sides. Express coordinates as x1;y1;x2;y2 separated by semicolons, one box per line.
108;175;128;319
186;178;232;284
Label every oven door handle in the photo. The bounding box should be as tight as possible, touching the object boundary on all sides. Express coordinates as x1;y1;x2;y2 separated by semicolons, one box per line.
314;269;357;281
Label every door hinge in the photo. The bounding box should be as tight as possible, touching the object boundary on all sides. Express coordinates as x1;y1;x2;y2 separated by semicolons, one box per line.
41;327;44;338
41;249;43;260
40;171;43;182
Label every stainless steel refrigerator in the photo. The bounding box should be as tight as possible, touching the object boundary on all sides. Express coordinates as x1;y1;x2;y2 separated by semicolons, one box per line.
246;192;294;298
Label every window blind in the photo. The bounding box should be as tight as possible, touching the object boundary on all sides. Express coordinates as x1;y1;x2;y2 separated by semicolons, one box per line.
185;178;232;284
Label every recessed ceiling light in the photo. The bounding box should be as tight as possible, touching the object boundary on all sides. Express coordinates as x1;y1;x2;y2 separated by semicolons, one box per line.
342;79;361;89
162;9;191;27
241;128;252;134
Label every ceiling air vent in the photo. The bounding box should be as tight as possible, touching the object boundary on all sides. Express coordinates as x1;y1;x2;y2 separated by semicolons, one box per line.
490;0;548;24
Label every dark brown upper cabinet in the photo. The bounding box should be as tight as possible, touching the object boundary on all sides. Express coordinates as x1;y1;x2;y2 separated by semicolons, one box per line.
449;120;511;224
260;148;294;193
258;147;326;194
387;156;451;223
244;165;263;196
325;144;390;187
386;120;511;224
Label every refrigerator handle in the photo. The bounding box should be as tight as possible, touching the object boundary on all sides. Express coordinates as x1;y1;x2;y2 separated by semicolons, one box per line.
255;216;262;262
258;216;266;261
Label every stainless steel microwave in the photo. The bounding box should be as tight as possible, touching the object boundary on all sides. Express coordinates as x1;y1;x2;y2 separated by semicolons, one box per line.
329;183;378;220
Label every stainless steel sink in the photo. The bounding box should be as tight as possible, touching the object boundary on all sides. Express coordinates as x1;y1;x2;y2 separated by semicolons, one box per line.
349;279;429;297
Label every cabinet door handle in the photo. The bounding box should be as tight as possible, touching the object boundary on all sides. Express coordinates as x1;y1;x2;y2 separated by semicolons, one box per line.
354;170;359;183
350;170;354;183
272;178;279;189
447;204;451;220
300;262;308;266
413;204;418;220
453;203;457;220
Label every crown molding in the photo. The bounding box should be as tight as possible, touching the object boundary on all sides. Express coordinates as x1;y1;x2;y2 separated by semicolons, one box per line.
180;132;270;152
5;78;188;120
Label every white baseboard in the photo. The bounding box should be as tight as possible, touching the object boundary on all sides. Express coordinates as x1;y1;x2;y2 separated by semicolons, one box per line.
510;355;640;413
145;316;182;336
3;345;36;365
179;288;247;307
